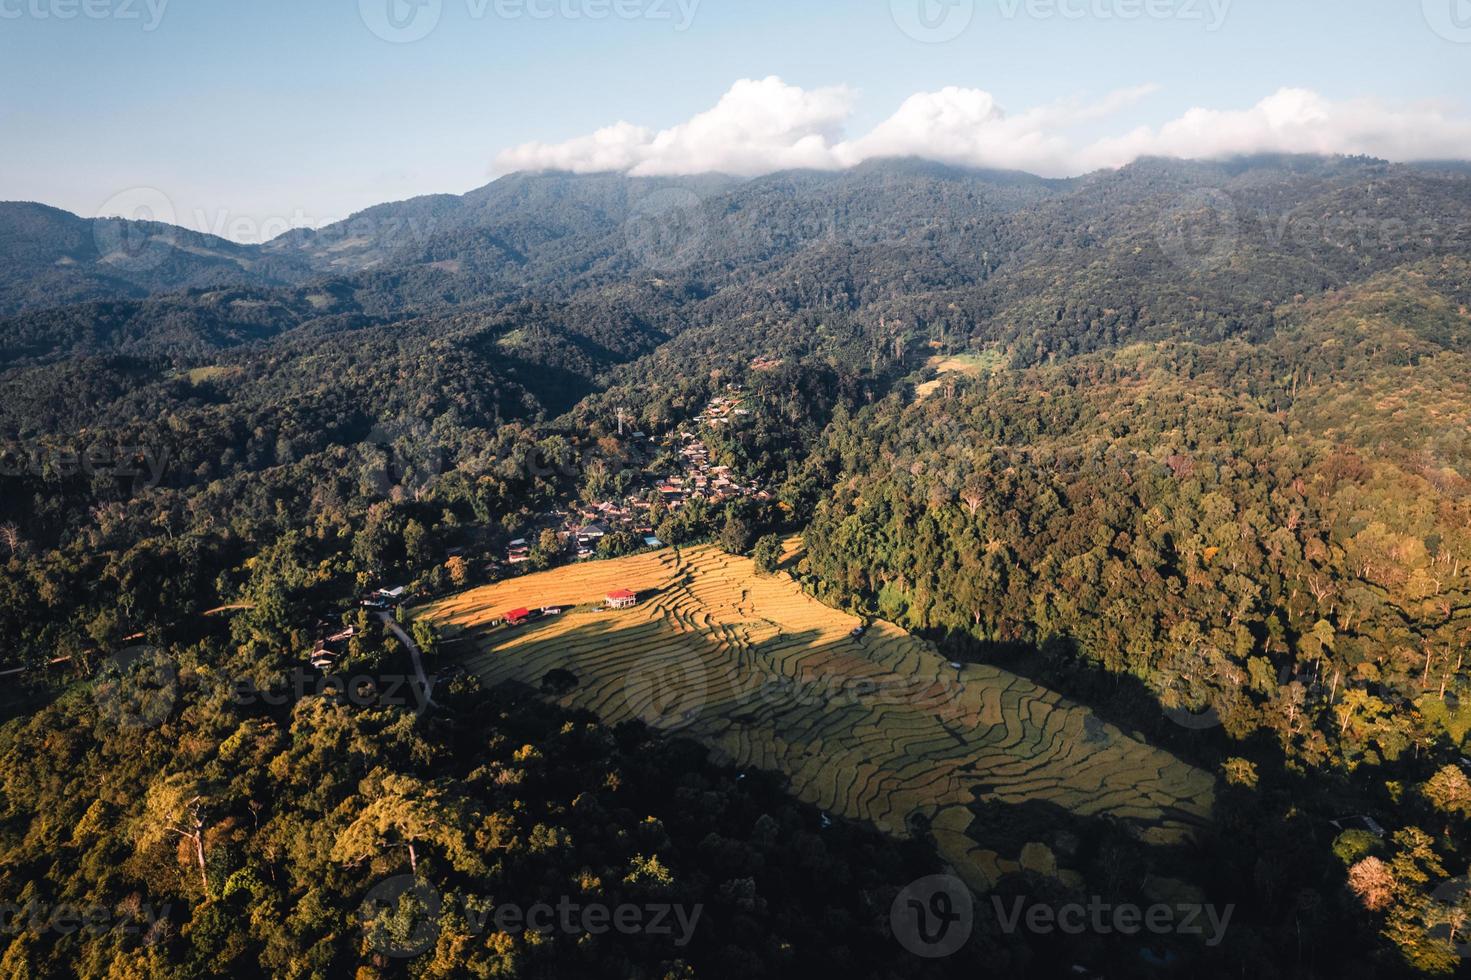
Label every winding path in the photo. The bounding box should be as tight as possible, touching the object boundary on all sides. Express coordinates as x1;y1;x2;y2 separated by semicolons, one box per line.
377;610;435;711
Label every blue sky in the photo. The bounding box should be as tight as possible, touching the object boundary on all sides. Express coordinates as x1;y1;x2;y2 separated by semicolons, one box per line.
2;0;1468;241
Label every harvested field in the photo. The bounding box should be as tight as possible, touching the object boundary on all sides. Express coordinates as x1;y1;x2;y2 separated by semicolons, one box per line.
914;351;1003;400
415;545;1215;890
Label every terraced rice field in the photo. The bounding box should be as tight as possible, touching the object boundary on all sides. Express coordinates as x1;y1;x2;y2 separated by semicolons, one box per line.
414;545;1215;890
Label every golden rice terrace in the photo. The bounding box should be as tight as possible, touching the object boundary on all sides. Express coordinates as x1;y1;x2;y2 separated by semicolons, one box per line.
415;544;1215;890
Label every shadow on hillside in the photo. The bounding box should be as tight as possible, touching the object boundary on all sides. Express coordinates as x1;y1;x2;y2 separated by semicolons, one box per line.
921;627;1242;769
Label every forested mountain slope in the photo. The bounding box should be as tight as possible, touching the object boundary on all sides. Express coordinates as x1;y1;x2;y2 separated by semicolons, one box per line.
3;157;1471;977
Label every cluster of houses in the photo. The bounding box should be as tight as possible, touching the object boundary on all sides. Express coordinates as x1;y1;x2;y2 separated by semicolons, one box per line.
302;585;411;670
655;432;770;509
503;516;664;567
693;392;751;428
498;591;638;630
501;605;563;628
360;586;408;611
567;501;662;559
310;624;358;670
492;390;769;572
662;390;769;506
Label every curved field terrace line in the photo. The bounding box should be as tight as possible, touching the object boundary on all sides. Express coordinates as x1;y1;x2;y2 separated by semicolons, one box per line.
414;544;1216;890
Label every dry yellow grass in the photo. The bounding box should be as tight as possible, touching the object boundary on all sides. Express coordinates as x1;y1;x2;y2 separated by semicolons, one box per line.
915;352;1003;401
414;544;1215;891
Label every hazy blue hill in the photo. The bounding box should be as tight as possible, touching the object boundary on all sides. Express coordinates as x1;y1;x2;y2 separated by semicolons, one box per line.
0;200;314;315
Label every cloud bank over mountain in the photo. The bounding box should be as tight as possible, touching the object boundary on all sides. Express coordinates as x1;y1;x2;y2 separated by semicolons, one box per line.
494;76;1471;178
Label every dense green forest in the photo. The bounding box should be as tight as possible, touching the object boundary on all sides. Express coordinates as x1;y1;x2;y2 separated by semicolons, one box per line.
2;156;1470;977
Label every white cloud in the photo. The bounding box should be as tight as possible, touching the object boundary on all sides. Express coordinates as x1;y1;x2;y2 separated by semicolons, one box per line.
832;85;1161;176
630;77;854;176
495;77;854;177
492;78;1471;180
1082;89;1471;169
495;121;655;175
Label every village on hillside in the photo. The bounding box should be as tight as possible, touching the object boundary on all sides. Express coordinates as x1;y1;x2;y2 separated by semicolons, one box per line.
499;386;771;571
307;388;772;673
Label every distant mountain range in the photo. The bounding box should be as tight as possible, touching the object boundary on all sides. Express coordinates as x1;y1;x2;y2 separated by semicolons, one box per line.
1;154;1467;364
